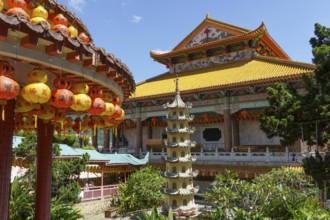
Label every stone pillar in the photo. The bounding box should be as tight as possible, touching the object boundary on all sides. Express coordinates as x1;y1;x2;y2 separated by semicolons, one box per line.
35;119;54;220
0;99;15;220
224;93;232;151
136;117;142;157
103;129;110;153
232;119;240;147
147;123;152;139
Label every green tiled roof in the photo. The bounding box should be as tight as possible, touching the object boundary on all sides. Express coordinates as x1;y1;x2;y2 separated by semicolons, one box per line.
12;136;149;166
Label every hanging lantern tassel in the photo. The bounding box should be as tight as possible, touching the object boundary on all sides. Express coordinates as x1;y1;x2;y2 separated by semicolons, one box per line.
79;121;81;131
0;100;7;121
34;115;37;128
1;104;4;121
94;124;96;136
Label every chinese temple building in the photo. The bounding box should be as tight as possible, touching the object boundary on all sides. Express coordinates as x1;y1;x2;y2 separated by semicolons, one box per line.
121;15;315;176
162;78;199;219
0;0;135;219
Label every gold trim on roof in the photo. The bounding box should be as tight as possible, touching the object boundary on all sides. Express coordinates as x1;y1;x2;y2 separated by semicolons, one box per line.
129;57;314;100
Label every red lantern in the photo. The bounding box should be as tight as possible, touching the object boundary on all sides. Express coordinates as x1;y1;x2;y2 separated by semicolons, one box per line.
89;87;103;98
110;105;122;119
0;61;15;78
79;32;90;43
256;45;262;52
240;110;249;119
52;14;68;26
53;77;72;89
5;7;30;20
50;78;74;108
112;96;120;105
87;97;105;115
151;117;157;126
7;0;27;9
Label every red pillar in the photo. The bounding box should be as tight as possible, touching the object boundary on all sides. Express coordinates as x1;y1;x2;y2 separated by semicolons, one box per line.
0;99;15;220
35;119;54;220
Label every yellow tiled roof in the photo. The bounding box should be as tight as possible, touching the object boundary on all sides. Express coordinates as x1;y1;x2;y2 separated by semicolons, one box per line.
129;57;314;100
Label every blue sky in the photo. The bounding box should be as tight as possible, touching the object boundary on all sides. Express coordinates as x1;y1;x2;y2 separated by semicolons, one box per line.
58;0;330;83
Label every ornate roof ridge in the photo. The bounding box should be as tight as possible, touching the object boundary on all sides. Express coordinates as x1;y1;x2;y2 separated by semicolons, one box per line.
150;23;265;59
172;16;250;51
254;54;315;69
260;24;290;60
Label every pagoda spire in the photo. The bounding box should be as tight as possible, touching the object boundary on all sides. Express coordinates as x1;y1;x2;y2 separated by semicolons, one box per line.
175;74;179;96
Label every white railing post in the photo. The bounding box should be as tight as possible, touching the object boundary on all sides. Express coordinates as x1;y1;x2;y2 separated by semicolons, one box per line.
248;147;251;161
285;147;289;162
231;147;234;161
161;148;164;157
215;147;218;161
266;147;270;162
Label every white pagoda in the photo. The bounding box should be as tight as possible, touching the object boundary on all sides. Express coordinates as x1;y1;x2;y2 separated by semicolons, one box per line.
162;77;199;219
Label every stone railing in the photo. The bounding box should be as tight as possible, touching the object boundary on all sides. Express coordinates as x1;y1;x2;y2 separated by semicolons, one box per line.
142;147;306;166
80;184;118;201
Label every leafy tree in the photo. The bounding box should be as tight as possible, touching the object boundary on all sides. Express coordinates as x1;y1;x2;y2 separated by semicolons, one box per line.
118;166;165;213
260;23;330;148
203;168;322;220
10;133;88;219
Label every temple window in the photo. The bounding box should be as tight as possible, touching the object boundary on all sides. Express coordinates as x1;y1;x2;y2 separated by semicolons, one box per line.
181;151;185;157
179;111;183;116
173;111;177;116
172;182;177;189
172;200;177;207
172;151;177;157
172;166;177;173
173;123;177;129
180;123;184;129
182;182;187;188
182;166;186;173
183;199;187;206
180;137;184;142
173;137;177;143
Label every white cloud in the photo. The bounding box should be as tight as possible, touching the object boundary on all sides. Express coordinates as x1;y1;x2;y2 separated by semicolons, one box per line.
151;49;171;54
69;0;86;12
132;15;142;23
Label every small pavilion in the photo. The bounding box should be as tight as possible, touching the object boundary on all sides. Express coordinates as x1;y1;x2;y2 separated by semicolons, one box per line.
0;0;135;219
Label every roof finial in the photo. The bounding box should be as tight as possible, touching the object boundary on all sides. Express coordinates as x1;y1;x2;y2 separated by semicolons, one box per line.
206;12;211;19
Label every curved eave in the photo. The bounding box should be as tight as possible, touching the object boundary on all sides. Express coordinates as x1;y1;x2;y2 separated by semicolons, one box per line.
126;59;314;102
260;24;290;60
0;13;135;98
150;23;265;62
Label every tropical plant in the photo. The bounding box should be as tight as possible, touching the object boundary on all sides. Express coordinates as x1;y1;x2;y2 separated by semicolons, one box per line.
203;168;321;220
118;166;165;213
9;177;34;220
50;197;83;220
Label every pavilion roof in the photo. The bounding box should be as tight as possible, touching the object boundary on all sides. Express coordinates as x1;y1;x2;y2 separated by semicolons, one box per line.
128;55;315;101
0;0;135;99
58;143;149;165
150;15;290;64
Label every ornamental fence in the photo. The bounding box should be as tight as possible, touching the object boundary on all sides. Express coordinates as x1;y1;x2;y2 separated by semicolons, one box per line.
80;184;118;201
